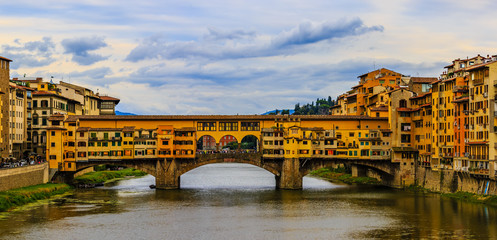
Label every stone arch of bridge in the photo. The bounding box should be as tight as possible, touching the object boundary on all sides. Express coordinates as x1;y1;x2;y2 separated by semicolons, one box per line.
300;160;394;178
178;158;280;177
74;160;158;177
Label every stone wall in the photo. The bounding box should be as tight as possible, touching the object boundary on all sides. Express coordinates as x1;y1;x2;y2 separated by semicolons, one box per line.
0;163;49;191
74;166;94;177
416;166;497;195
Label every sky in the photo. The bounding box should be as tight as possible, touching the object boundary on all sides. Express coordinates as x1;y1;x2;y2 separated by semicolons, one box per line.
1;0;496;115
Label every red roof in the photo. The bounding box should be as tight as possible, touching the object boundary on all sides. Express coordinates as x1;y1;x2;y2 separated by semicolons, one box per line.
99;95;120;102
0;56;12;62
410;92;431;100
32;90;55;96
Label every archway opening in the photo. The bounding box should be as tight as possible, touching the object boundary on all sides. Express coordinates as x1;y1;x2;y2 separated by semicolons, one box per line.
220;135;238;150
180;163;275;189
240;135;259;151
197;135;216;151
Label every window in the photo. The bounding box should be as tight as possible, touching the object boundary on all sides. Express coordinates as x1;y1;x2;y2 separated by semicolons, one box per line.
197;122;216;131
68;131;73;136
401;134;411;143
51;131;55;136
219;122;238;131
51;142;55;147
241;122;260;131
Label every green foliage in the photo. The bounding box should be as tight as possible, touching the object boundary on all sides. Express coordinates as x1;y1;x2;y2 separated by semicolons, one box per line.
441;191;497;207
73;168;147;185
0;183;71;212
293;96;336;115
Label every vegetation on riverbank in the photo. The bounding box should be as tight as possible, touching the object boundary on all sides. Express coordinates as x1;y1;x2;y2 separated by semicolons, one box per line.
441;192;497;207
405;184;497;207
73;168;147;185
0;183;71;212
309;166;380;185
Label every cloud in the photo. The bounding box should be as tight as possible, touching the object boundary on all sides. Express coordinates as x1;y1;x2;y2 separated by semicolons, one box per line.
0;37;56;68
272;18;383;48
125;18;383;62
61;36;109;65
203;28;256;41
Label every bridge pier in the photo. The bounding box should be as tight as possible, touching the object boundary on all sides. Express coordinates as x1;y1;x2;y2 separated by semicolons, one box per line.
276;158;302;189
351;164;367;178
155;159;181;189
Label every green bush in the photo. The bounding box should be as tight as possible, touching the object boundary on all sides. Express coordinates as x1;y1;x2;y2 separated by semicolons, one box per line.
73;168;147;185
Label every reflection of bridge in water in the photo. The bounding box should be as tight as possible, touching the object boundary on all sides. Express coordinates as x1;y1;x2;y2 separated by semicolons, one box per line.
74;152;401;189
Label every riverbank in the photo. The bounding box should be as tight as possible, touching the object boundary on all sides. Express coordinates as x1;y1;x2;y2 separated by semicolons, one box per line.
309;166;380;185
73;168;147;186
312;166;497;207
405;184;497;207
0;183;71;212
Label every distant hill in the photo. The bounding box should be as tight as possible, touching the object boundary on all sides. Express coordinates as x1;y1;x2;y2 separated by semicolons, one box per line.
115;111;136;116
261;109;295;115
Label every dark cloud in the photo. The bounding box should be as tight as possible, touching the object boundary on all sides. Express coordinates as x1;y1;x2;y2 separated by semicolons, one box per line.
0;37;56;68
125;18;383;62
61;36;109;65
271;18;383;48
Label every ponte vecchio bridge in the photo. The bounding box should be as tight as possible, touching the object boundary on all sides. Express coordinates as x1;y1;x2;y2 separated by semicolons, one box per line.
47;115;413;189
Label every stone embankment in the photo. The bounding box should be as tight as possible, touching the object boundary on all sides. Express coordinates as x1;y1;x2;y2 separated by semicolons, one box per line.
0;163;49;192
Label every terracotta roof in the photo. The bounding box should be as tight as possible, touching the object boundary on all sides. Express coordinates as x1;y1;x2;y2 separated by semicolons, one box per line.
330;104;341;109
175;127;196;132
380;129;392;133
99;95;120;102
397;108;416;112
352;84;363;89
441;77;456;83
444;63;455;68
123;126;135;132
370;106;388;112
452;97;469;103
411;77;437;83
77;127;91;132
431;79;441;85
420;103;431;108
48;114;65;121
0;56;12;62
65;115;78;122
465;60;496;71
63;115;390;121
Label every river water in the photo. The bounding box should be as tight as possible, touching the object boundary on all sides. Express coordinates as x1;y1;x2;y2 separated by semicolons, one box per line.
1;163;496;239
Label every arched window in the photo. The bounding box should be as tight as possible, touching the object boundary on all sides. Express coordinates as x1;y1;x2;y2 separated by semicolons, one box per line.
399;99;407;108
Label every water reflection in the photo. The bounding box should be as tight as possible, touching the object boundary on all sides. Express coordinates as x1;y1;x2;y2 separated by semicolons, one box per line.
0;163;496;240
